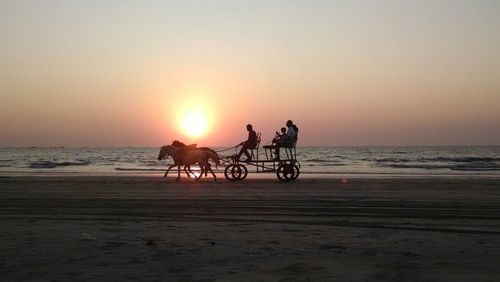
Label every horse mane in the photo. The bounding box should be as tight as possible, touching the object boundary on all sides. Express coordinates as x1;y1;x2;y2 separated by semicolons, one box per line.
172;140;187;147
172;140;197;149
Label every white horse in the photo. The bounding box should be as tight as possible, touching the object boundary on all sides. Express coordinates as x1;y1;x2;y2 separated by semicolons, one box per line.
158;145;220;181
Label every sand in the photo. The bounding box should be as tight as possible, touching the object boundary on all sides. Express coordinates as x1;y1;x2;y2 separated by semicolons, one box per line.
1;176;500;281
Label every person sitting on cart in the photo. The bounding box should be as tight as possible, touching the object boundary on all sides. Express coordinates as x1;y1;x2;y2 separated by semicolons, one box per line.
272;127;287;144
272;120;297;160
235;124;258;162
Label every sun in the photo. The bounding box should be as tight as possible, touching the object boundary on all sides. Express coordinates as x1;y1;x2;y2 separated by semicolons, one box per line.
181;111;208;137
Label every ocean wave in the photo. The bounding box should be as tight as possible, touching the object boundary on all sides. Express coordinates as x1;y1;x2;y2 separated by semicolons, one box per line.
29;160;91;169
371;156;500;164
382;163;500;171
304;158;342;162
452;163;500;171
141;161;161;167
2;147;499;176
383;164;448;170
306;163;345;167
435;157;500;163
374;158;411;163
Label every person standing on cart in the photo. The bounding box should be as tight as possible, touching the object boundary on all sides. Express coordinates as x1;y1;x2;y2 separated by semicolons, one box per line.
236;124;258;162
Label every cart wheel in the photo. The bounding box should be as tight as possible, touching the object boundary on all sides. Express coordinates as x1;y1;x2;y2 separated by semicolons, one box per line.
224;164;248;181
293;160;301;169
237;164;248;180
224;165;236;181
289;165;300;180
277;163;295;182
231;164;247;181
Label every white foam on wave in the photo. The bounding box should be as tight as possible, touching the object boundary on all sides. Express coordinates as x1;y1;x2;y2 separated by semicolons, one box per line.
29;160;91;169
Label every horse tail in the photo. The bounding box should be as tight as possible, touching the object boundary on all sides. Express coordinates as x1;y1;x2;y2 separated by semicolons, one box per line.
197;147;220;166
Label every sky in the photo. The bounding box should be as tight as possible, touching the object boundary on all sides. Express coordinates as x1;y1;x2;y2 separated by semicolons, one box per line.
1;0;499;147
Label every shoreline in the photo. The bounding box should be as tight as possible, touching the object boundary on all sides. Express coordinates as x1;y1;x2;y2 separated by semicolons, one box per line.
3;171;500;179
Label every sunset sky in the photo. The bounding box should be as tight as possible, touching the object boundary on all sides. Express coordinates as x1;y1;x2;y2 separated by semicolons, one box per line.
1;0;499;147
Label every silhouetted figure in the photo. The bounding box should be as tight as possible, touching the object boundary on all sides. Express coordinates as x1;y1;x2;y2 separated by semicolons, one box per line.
273;127;287;144
236;124;257;162
269;120;298;160
291;122;299;143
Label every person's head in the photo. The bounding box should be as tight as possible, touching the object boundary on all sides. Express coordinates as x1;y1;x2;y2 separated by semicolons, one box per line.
246;124;253;131
286;120;293;127
280;127;286;133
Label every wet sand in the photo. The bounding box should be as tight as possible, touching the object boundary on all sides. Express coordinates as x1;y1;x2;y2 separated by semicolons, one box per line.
1;176;500;281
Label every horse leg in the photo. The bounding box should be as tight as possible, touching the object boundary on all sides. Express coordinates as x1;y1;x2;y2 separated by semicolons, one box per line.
198;162;215;181
209;164;217;181
188;165;197;177
183;165;197;179
200;166;207;177
205;163;217;181
176;165;181;181
195;163;205;181
184;165;191;178
164;164;176;178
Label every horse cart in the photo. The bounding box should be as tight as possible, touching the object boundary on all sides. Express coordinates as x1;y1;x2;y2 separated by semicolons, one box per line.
158;139;300;182
220;140;300;182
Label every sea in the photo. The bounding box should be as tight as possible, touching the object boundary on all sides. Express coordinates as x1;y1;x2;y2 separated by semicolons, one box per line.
1;146;499;177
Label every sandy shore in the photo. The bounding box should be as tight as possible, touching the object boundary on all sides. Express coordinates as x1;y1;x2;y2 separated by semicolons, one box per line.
1;176;500;281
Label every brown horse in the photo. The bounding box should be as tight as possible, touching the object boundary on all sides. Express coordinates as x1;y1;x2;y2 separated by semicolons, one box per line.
171;140;220;178
158;145;219;181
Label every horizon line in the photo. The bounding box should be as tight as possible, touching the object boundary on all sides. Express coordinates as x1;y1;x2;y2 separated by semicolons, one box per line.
2;144;500;149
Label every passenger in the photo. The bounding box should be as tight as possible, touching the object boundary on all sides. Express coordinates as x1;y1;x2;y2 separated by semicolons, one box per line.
291;122;299;143
236;124;258;162
273;120;297;160
272;127;287;144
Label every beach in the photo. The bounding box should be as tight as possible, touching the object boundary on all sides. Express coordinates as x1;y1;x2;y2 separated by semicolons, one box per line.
1;176;500;281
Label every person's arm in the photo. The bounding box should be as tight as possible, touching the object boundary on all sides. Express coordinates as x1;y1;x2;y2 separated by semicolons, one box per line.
240;132;251;145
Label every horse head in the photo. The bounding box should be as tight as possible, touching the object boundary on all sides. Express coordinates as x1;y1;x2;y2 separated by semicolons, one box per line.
158;145;168;161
